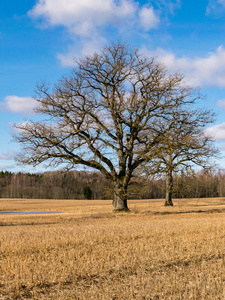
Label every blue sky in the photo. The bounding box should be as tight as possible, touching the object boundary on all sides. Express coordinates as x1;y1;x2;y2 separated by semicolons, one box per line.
1;0;225;172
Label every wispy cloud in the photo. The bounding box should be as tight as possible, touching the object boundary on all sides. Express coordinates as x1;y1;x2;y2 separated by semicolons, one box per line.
217;99;225;110
57;37;107;67
206;0;225;15
219;0;225;6
0;96;37;115
0;151;15;160
12;121;32;134
142;45;225;88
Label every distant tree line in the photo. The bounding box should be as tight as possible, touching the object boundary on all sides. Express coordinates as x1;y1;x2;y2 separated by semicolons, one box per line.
0;168;224;200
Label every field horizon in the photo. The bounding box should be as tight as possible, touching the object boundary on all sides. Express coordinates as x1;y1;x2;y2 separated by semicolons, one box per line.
1;197;225;299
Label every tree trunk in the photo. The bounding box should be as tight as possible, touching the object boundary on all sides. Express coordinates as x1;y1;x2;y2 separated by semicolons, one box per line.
165;170;174;206
113;183;129;212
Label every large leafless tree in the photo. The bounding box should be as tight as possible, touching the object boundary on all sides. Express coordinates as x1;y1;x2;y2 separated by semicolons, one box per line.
14;42;210;211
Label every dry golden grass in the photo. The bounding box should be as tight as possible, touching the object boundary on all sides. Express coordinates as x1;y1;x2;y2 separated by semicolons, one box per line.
1;197;225;299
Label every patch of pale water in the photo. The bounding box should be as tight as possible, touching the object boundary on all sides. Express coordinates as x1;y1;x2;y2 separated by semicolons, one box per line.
0;211;63;215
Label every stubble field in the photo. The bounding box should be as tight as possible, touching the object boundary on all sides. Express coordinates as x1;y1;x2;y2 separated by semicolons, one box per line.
0;197;225;299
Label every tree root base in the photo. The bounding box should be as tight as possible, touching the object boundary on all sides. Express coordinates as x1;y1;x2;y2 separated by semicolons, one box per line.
164;202;174;206
113;208;130;213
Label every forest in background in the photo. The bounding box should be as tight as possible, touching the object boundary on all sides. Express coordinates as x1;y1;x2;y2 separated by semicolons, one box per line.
0;168;224;200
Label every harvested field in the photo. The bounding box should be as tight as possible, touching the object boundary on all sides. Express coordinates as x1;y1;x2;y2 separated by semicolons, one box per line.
0;197;225;299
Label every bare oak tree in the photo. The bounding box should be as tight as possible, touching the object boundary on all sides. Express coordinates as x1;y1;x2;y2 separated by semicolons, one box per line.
14;42;206;211
141;107;217;206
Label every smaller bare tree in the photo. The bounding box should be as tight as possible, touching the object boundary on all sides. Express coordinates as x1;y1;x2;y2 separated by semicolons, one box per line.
141;107;218;206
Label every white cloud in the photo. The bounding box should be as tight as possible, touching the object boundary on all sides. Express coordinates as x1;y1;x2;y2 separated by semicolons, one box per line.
142;45;225;88
28;0;137;37
28;0;182;35
139;6;160;31
0;96;37;115
205;123;225;141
